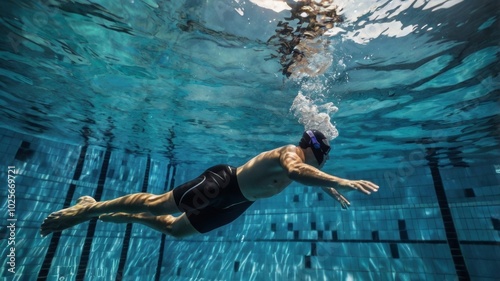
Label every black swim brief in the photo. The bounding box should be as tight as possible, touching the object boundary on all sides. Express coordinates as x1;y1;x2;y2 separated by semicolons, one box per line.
172;164;254;233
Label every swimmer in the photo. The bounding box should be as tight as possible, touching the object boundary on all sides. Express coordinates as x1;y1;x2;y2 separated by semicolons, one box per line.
41;130;379;238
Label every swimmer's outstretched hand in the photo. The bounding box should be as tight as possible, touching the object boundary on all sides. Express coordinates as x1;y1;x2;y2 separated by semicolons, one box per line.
323;187;350;209
337;179;379;195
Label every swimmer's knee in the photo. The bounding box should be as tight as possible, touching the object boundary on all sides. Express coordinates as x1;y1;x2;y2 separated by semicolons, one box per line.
145;195;161;214
163;222;187;239
145;193;175;215
163;215;197;238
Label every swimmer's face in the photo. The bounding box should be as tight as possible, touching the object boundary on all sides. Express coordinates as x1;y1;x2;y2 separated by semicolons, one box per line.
314;138;331;167
321;138;331;155
321;138;331;160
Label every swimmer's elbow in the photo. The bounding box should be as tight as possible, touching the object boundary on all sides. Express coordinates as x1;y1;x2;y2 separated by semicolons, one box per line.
287;169;299;180
286;164;323;186
287;166;304;181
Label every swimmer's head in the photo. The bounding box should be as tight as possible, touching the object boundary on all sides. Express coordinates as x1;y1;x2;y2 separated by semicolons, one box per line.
299;130;331;165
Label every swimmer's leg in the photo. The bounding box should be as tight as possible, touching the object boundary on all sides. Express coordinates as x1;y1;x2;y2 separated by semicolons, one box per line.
40;196;97;237
40;191;180;237
100;212;199;238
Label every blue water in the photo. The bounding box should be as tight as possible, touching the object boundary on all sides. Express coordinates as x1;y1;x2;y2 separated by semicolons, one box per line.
0;0;499;280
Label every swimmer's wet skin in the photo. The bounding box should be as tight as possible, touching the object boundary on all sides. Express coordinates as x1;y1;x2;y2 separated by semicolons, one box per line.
41;130;379;238
41;196;97;237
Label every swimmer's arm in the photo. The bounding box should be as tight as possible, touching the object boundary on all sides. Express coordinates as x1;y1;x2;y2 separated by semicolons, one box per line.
280;146;379;194
321;187;350;209
279;147;349;188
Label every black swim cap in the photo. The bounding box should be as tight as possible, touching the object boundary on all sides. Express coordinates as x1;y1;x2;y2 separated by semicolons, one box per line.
298;130;331;164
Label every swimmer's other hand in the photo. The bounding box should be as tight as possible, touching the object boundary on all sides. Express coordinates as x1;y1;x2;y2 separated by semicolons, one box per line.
326;187;350;209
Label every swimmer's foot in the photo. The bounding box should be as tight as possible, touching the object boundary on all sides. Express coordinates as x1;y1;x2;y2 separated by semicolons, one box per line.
40;196;96;237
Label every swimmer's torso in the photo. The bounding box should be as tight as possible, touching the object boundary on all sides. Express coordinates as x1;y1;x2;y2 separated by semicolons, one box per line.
236;146;294;201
